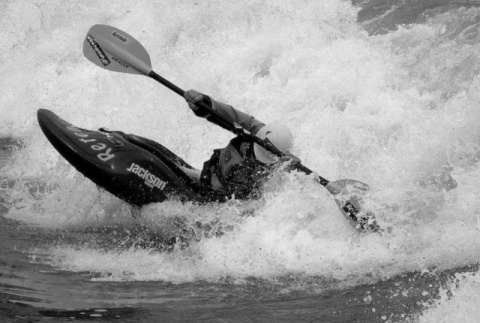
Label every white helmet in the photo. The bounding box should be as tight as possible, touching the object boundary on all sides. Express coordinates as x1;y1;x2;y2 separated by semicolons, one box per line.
254;123;293;164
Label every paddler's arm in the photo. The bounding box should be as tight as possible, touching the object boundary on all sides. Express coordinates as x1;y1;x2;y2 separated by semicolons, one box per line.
185;90;303;171
185;90;264;134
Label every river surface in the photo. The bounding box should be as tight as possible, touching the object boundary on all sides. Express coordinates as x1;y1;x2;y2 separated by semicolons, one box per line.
2;1;480;322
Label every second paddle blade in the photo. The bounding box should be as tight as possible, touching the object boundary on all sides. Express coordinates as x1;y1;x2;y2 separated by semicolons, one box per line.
327;179;381;232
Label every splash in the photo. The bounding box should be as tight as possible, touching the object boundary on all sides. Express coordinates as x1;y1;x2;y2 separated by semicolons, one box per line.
2;0;480;296
417;272;480;323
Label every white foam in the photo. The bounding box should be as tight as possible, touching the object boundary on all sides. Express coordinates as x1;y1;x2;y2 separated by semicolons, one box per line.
2;1;480;308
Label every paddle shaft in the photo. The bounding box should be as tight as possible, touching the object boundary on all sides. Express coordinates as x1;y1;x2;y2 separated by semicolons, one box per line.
150;71;184;97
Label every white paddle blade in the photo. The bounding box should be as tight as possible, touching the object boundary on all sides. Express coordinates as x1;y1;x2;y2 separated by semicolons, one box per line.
83;24;152;75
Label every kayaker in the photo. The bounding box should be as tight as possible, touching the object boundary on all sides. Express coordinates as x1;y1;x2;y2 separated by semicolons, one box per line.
184;89;300;200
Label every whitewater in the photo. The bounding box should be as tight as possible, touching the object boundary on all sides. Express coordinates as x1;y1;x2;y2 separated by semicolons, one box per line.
2;0;480;322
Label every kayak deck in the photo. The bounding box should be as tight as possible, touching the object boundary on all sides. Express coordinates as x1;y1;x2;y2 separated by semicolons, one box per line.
37;109;222;206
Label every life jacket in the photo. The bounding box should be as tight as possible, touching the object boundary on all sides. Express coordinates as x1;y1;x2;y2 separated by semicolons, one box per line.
200;135;273;200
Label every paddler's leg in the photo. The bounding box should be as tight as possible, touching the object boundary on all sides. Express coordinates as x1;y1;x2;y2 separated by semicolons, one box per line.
178;165;201;182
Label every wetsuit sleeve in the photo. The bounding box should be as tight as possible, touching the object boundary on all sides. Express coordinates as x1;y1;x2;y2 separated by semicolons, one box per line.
204;96;265;134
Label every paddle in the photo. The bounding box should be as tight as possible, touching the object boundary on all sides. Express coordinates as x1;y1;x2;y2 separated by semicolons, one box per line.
83;24;381;232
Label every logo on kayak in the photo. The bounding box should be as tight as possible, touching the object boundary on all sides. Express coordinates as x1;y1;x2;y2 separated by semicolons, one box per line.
86;35;110;66
127;163;167;190
112;31;128;43
66;125;115;161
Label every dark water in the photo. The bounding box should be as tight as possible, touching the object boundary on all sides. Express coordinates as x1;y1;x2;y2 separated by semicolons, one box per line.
3;0;480;322
355;0;480;34
1;210;477;322
1;211;474;323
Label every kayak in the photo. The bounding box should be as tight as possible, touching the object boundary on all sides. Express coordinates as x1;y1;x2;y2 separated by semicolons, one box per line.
37;109;223;206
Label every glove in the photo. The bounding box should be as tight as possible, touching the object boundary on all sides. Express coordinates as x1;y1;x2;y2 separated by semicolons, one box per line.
279;152;302;172
184;90;211;117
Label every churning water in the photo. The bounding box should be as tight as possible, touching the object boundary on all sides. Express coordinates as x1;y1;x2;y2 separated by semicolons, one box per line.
2;1;480;322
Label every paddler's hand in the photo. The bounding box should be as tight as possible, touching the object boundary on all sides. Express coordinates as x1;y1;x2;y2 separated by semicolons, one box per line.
185;90;211;117
185;90;203;111
279;152;301;172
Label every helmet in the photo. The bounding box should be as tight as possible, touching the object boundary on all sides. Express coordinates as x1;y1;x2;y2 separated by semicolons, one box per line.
254;123;293;164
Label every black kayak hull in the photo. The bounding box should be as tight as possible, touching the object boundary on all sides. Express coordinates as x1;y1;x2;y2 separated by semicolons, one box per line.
37;109;217;206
